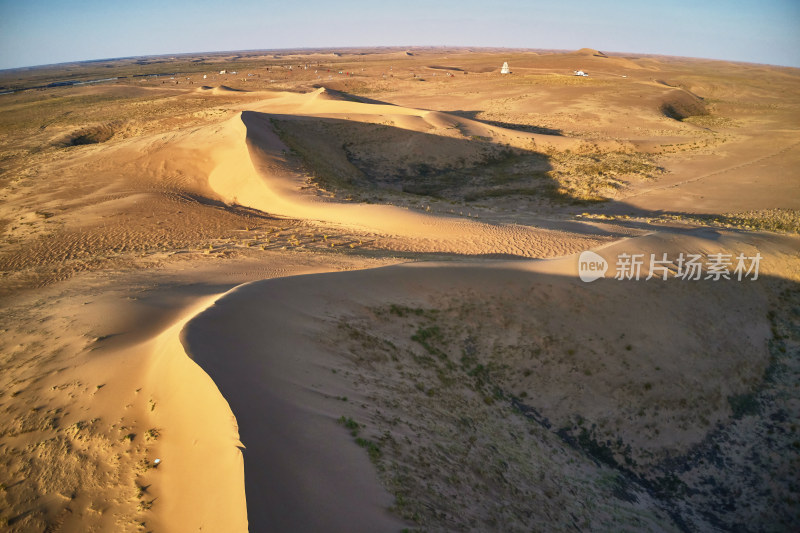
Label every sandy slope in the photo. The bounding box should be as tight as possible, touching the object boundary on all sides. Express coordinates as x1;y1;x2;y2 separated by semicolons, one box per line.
118;258;410;533
183;282;409;532
138;294;248;533
176;229;799;531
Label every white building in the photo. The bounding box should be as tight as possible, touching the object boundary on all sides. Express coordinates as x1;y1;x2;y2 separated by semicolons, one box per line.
501;62;511;74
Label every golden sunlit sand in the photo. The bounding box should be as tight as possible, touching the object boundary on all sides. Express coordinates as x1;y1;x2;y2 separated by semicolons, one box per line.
1;47;798;532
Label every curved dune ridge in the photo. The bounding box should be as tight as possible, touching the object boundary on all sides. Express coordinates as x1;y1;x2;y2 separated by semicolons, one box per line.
221;110;591;257
139;283;404;532
170;230;798;531
120;87;608;258
177;280;410;532
107;293;249;532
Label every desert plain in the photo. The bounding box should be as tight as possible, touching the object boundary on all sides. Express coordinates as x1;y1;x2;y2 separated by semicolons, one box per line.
0;47;799;532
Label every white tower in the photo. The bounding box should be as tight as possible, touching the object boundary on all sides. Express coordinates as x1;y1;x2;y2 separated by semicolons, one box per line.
501;62;511;74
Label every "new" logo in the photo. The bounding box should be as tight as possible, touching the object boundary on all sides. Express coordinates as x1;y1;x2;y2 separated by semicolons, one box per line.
578;251;608;282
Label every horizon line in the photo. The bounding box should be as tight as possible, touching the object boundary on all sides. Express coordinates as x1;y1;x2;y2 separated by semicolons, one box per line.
3;45;800;73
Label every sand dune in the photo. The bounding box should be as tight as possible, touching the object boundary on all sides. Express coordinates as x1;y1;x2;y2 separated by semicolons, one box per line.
249;88;580;149
2;48;799;533
574;47;607;57
196;84;244;91
104;88;605;258
178;229;799;531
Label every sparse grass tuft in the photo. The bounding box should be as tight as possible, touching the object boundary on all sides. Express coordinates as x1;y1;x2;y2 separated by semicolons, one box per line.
355;437;382;462
728;393;759;419
338;416;361;436
137;499;154;511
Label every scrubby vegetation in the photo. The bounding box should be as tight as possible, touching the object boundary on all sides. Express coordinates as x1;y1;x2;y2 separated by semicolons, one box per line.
546;148;663;204
660;89;708;121
60;123;118;146
713;209;800;234
271;116;663;207
654;209;800;234
327;280;800;531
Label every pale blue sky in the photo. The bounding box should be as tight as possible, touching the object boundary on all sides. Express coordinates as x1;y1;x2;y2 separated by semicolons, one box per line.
1;0;798;70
